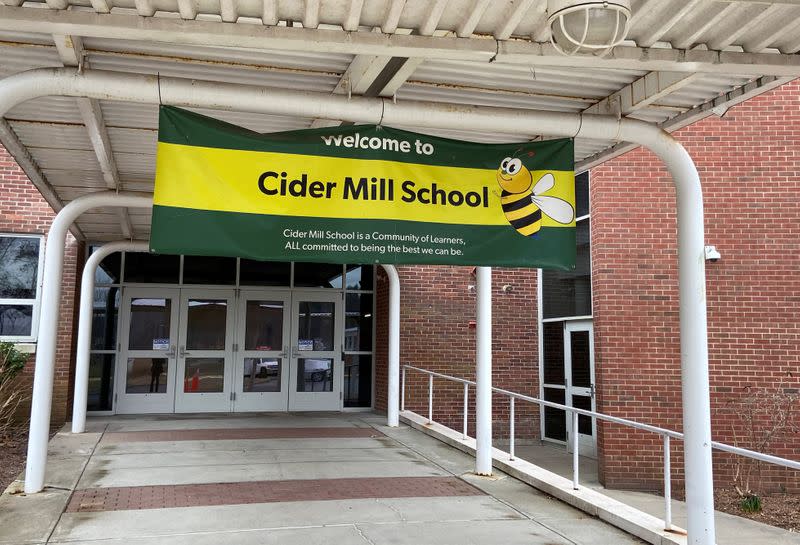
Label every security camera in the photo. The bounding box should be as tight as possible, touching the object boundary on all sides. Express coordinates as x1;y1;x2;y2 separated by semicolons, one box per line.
704;245;721;262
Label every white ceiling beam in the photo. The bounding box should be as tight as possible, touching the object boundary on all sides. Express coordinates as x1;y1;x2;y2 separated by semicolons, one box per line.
177;0;197;20
220;0;237;23
418;0;448;36
304;0;320;29
493;0;534;40
529;1;550;43
53;33;133;239
382;0;406;34
134;0;155;17
583;71;702;117
671;3;738;50
44;0;68;9
261;0;277;25
2;8;800;76
343;0;364;32
0;120;84;240
89;0;110;14
637;0;704;48
577;75;795;172
0;0;24;6
456;0;490;38
707;4;782;51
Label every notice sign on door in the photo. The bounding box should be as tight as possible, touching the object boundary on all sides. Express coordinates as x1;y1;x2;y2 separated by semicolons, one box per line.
150;106;576;269
152;338;169;350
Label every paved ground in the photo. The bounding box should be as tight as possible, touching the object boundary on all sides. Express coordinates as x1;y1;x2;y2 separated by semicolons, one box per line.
1;412;645;545
516;442;800;545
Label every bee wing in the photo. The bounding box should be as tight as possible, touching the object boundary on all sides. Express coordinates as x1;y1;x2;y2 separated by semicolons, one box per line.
531;173;555;195
531;195;575;224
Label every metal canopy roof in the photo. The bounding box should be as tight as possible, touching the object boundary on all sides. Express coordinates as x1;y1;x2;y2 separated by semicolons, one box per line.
0;0;798;241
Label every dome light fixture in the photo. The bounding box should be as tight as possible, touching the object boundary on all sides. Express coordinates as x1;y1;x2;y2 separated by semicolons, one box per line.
547;0;631;56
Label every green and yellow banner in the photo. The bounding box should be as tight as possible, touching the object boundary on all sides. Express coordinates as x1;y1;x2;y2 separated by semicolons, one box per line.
151;106;576;268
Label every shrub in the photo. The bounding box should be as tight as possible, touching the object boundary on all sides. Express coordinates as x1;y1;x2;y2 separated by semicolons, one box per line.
0;342;29;433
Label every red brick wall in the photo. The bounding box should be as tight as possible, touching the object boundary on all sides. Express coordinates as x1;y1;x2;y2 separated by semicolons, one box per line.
0;144;81;427
375;265;540;441
591;80;800;493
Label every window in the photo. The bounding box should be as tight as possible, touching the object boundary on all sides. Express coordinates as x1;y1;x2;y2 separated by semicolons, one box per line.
0;234;44;341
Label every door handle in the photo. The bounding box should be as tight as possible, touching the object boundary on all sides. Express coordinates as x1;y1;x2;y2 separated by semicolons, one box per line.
166;345;176;358
590;383;596;398
179;345;188;358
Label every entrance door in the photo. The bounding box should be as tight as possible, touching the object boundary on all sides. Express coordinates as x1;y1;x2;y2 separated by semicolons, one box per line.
117;287;179;414
234;290;291;412
288;292;342;411
565;321;596;458
174;289;235;413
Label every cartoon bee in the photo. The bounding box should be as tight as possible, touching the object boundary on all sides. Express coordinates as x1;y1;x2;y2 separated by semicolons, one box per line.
496;157;575;237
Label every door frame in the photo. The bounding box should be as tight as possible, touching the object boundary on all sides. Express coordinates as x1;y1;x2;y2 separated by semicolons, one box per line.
287;290;344;411
174;287;236;413
564;320;596;458
116;286;180;414
233;288;292;412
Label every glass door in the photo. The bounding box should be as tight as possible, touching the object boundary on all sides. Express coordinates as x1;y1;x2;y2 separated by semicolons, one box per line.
116;287;179;414
234;290;291;412
288;292;342;411
565;321;596;458
174;288;235;413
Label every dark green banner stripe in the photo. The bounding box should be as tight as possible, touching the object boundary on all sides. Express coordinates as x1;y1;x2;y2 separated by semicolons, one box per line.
150;205;576;270
158;106;574;172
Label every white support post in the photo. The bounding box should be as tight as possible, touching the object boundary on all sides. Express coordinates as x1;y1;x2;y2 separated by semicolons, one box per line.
462;383;469;439
381;264;400;427
664;435;673;531
400;365;406;412
0;70;715;545
509;396;515;461
427;374;433;424
475;266;492;476
572;411;580;490
71;240;148;434
23;191;152;494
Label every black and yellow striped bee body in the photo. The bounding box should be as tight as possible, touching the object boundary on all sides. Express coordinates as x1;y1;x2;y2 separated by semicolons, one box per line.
501;190;542;237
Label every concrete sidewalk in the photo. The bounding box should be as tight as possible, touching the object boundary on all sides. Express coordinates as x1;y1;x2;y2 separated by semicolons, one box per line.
515;442;800;545
1;412;645;545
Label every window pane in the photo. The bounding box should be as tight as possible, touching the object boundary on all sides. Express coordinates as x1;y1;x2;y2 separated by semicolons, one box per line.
186;299;226;350
575;171;589;218
345;265;374;291
0;304;33;337
124;252;179;283
183;357;225;393
0;236;40;299
126;357;168;393
570;330;591;388
245;300;283;351
344;354;372;408
542;322;564;385
91;287;120;350
297;358;333;392
87;353;115;411
345;293;373;352
239;260;290;286
543;388;566;441
297;301;334;351
89;245;121;284
542;219;591;318
243;357;281;392
572;395;593;435
128;298;171;350
293;262;343;288
182;256;236;285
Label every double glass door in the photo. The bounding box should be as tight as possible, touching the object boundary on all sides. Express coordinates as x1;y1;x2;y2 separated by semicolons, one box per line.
116;287;342;414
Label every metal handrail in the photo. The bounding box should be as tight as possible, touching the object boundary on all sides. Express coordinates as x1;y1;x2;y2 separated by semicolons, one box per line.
402;364;800;532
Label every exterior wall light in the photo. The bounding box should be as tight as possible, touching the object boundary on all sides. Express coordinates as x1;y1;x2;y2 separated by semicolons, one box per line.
704;245;721;262
548;0;631;56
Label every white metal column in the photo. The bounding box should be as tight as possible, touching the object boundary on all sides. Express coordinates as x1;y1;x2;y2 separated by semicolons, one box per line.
382;264;401;427
21;192;152;494
0;69;715;544
72;240;149;434
475;266;492;475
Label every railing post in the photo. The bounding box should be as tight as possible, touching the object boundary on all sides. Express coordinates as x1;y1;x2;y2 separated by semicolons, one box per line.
428;374;433;424
463;383;469;439
509;397;515;461
401;366;406;412
664;435;673;531
572;411;580;490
